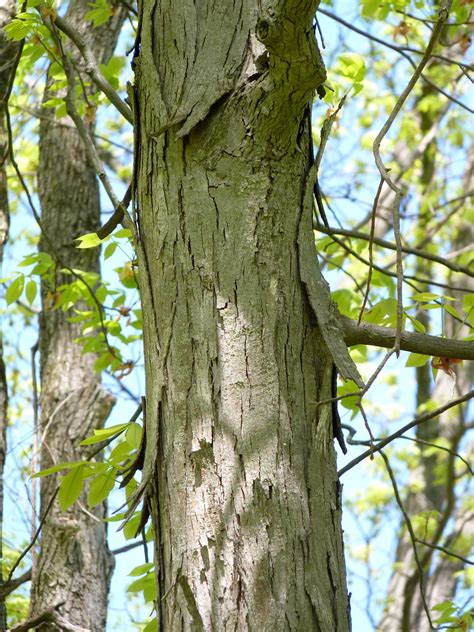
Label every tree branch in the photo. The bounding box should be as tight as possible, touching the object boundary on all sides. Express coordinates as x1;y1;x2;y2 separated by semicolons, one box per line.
341;316;474;361
0;569;31;599
318;8;473;114
338;389;473;476
314;222;474;278
48;14;133;124
7;602;90;632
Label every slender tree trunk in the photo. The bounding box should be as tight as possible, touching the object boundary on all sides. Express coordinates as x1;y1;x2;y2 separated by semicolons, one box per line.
134;2;351;629
0;2;20;627
28;3;127;629
379;123;473;632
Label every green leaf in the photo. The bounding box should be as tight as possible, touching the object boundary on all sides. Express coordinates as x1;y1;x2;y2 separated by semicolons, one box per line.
406;313;426;333
364;298;398;327
143;617;158;632
6;275;25;305
94;352;114;373
87;469;116;507
79;423;128;446
338;379;359;418
125;423;142;450
127;575;148;593
85;0;113;27
129;562;154;577
109;440;133;464
411;292;440;302
58;465;86;511
32;461;88;478
331;289;355;317
127;573;156;602
4;13;39;41
123;512;142;540
25;279;37;305
432;601;455;612
339;53;366;82
443;304;462;321
405;353;430;368
360;0;381;18
103;242;117;260
463;294;474;310
75;232;107;249
114;228;132;239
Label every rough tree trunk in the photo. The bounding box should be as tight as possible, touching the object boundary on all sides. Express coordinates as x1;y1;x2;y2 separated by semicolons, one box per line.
0;2;20;627
29;2;127;629
133;1;353;629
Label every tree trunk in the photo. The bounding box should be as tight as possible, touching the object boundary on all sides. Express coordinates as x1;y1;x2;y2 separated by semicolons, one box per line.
133;1;351;629
379;128;473;631
0;2;20;627
29;3;127;629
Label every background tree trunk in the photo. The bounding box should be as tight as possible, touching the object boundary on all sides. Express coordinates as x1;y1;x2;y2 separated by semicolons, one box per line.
28;2;127;629
0;2;21;627
379;129;473;632
134;1;352;629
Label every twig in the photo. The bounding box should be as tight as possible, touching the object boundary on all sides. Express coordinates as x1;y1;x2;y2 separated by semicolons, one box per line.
111;541;143;555
358;177;384;324
341;424;472;474
46;13;133;124
315;225;472;293
7;601;91;632
399;436;473;476
4;106;123;365
6;489;58;584
318;7;473;114
415;538;473;566
115;0;138;16
0;569;31;599
314;222;474;277
30;342;39;577
338;389;473;476
50;26;136;235
379;450;434;630
373;0;453;354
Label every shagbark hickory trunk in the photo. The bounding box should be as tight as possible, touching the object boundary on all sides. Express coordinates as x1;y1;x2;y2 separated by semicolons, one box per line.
133;1;351;629
29;2;126;629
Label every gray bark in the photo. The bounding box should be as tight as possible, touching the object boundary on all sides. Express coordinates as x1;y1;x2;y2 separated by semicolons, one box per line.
28;2;127;630
134;1;351;629
0;2;21;628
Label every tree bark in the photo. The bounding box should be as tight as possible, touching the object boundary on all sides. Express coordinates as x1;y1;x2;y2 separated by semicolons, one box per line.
28;2;127;630
0;2;21;628
134;1;351;629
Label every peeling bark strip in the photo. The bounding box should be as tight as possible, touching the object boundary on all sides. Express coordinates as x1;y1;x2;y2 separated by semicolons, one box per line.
28;2;127;630
135;1;351;629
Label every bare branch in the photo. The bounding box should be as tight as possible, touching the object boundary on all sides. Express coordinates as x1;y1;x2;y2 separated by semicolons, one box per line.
338;389;474;476
341;315;474;360
379;450;434;629
0;569;31;599
372;1;453;353
415;538;473;566
316;226;472;293
318;8;473;114
314;222;474;278
48;13;133;124
7;602;91;632
6;489;58;584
